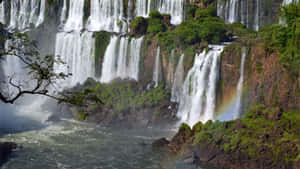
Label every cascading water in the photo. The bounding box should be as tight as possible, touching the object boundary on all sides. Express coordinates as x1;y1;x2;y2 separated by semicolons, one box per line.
0;1;5;24
254;0;260;31
153;47;161;88
217;0;260;31
0;40;51;131
283;0;299;5
54;32;95;87
56;0;98;87
60;0;68;24
171;54;184;102
177;45;224;126
61;0;85;32
87;0;127;33
0;0;46;31
233;47;246;119
227;0;239;23
135;0;152;17
157;0;184;25
135;0;184;25
167;50;175;87
100;36;144;83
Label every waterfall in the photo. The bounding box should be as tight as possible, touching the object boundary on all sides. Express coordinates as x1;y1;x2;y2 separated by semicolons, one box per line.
135;0;152;17
135;0;184;25
62;0;85;32
100;36;144;83
171;54;184;102
177;45;224;126
35;0;46;27
54;32;95;87
157;0;184;25
87;0;127;33
60;0;68;24
283;0;299;5
233;47;246;119
217;0;241;24
1;40;51;128
0;0;46;31
61;0;128;33
228;0;239;23
2;40;27;94
254;0;260;31
153;47;161;88
0;1;5;24
217;0;261;31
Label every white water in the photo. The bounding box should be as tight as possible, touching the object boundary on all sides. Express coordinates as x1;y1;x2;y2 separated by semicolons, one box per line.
60;0;68;24
87;0;127;33
36;0;46;27
254;0;260;31
283;0;299;5
233;47;246;119
171;54;184;102
153;47;161;88
135;0;184;25
0;0;46;31
1;40;51;130
227;0;239;23
157;0;184;25
135;0;152;17
0;1;5;24
54;32;95;87
62;0;85;32
100;36;144;83
177;45;224;126
217;0;260;31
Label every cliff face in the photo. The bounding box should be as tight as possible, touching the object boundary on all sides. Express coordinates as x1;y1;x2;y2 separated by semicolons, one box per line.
246;43;299;111
219;41;300;114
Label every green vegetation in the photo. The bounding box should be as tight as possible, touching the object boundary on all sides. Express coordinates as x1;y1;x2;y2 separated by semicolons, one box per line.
147;11;166;34
75;81;171;114
260;2;300;75
157;14;228;51
130;16;148;35
176;123;193;139
189;105;300;163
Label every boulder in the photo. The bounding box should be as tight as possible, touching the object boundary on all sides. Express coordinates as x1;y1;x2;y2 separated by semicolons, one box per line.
0;142;17;165
152;138;170;149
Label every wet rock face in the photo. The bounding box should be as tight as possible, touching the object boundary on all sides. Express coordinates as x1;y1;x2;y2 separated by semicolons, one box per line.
0;142;17;165
219;42;300;114
152;138;170;149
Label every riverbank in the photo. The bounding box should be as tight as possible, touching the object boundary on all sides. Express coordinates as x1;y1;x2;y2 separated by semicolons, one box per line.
156;105;300;169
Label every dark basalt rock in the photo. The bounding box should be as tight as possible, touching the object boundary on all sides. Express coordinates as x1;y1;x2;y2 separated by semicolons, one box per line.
152;138;170;149
0;142;17;165
183;152;198;164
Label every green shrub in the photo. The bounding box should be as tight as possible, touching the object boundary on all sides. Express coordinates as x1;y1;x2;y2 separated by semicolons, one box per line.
260;2;300;75
149;10;163;19
189;104;300;163
195;6;217;19
130;16;148;35
77;82;170;114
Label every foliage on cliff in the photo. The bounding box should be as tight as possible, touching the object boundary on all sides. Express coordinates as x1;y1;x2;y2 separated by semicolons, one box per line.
68;79;172;120
260;2;300;75
175;105;300;166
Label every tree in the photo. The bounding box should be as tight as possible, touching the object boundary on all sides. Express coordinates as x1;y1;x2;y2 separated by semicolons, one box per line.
0;30;102;106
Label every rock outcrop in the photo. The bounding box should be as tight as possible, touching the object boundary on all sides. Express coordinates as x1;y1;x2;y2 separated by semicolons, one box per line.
0;142;17;165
